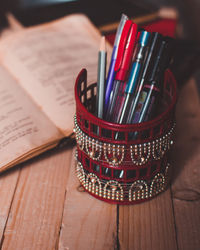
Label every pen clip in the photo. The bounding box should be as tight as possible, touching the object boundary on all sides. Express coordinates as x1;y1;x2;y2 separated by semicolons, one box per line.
114;21;138;80
114;20;132;72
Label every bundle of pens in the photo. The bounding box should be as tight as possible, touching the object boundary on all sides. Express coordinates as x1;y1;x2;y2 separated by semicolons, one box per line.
96;14;174;129
74;14;177;204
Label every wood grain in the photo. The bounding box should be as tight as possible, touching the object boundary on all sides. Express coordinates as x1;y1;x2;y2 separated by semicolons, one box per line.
171;78;200;250
58;149;117;250
0;169;20;244
118;189;177;250
1;148;72;250
173;199;200;250
171;78;200;193
0;79;199;250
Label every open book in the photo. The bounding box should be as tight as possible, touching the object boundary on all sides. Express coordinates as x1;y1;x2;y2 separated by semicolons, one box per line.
0;14;112;172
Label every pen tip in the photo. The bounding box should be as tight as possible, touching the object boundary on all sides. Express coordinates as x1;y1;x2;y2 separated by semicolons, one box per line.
100;36;106;52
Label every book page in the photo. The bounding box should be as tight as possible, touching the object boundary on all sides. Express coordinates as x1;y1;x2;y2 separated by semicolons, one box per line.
0;14;112;136
0;65;63;170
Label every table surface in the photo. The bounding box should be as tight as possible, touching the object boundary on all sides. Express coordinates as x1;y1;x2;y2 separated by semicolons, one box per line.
0;78;199;250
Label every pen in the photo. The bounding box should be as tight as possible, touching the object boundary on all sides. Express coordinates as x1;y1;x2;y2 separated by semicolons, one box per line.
105;20;138;122
96;36;107;119
131;39;168;125
95;36;107;174
125;32;162;124
104;14;128;113
158;36;174;97
114;30;149;179
115;30;150;125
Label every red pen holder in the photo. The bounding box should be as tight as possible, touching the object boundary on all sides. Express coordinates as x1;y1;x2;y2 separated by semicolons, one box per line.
74;68;177;204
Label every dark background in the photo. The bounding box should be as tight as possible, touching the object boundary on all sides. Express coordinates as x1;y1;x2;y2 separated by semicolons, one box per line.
0;0;200;87
0;0;199;41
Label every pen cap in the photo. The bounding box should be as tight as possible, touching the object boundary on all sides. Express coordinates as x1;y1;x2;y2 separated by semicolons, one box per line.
139;31;150;46
114;14;129;47
115;21;138;81
158;37;175;95
147;39;167;84
160;36;175;70
134;31;150;62
125;31;151;93
135;32;162;87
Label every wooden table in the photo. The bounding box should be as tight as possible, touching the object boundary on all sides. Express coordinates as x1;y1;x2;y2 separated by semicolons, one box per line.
0;78;199;250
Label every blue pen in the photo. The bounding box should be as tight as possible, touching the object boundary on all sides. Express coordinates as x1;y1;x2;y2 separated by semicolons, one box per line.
133;39;168;124
115;31;149;178
104;14;128;114
125;32;162;124
115;31;150;125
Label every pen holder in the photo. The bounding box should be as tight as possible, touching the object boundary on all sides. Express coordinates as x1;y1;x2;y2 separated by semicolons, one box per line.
74;68;177;204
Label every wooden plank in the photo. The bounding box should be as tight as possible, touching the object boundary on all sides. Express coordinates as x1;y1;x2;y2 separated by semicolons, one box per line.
170;78;200;250
119;189;178;250
58;149;117;250
0;169;20;243
170;78;200;191
173;199;200;250
1;147;73;250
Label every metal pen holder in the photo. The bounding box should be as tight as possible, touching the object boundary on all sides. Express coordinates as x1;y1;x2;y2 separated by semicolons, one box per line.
74;68;177;204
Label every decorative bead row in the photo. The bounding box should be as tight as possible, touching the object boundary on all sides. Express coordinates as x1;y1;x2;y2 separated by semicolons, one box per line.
74;115;175;166
103;144;125;165
75;159;170;202
130;134;174;165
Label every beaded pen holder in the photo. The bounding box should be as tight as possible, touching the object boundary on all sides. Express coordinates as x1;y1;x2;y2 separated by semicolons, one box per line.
74;68;177;204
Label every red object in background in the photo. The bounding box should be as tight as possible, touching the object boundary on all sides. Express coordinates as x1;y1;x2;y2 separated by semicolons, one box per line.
142;18;177;37
106;18;177;45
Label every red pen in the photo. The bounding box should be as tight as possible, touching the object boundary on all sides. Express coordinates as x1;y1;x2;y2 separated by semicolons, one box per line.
105;20;138;122
115;20;138;81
